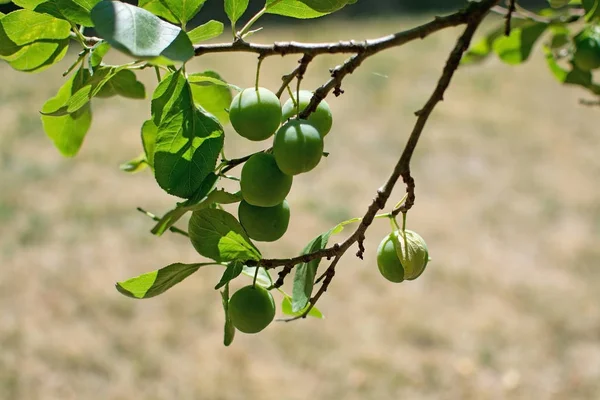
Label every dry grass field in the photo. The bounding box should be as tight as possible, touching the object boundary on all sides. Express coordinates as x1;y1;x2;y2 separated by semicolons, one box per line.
1;15;600;400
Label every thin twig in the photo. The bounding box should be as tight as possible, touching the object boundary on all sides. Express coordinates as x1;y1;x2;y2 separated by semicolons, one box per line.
505;0;516;36
276;54;314;98
136;207;189;237
220;149;268;174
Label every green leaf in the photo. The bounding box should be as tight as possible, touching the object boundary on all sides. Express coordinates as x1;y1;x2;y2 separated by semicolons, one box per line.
11;0;46;10
0;12;4;18
225;0;249;25
150;179;240;237
281;295;323;318
53;0;101;26
141;119;158;169
165;0;206;25
90;1;194;62
189;71;233;125
95;69;146;99
298;0;349;12
0;9;71;45
188;73;242;91
492;22;548;65
266;0;328;18
7;38;69;73
41;68;93;157
543;45;600;94
89;41;110;69
548;0;570;7
119;154;148;173
151;71;224;198
116;262;215;299
462;26;505;65
41;66;117;115
291;229;333;312
215;261;244;289
583;0;600;20
139;0;206;25
188;208;261;262
138;0;178;24
241;265;273;288
0;9;71;72
187;20;224;43
221;283;236;346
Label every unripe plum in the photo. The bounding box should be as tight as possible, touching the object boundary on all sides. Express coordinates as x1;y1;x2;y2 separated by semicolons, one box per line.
229;285;276;334
377;230;429;283
229;87;282;141
273;119;324;176
573;27;600;71
238;200;290;242
281;90;333;137
240;153;293;207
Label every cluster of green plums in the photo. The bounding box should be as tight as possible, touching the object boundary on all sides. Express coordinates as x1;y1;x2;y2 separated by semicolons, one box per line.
227;87;333;334
572;25;600;71
231;87;333;244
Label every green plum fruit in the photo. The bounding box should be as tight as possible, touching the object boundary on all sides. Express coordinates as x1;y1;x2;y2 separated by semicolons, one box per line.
273;119;324;176
229;285;276;334
573;26;600;71
229;87;282;141
238;200;290;242
282;90;333;137
240;153;293;207
377;230;429;283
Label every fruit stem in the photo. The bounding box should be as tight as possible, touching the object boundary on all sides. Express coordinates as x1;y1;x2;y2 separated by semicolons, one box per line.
401;212;409;259
252;264;260;288
392;193;409;213
255;57;264;91
295;80;302;116
286;85;298;107
389;215;401;231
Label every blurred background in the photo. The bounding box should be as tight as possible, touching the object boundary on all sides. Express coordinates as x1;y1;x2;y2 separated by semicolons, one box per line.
1;1;600;399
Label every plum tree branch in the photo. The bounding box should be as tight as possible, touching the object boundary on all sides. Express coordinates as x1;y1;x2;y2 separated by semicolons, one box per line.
266;0;499;320
248;0;498;277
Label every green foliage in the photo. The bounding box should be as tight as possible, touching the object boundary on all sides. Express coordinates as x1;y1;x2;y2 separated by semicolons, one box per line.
116;262;216;299
41;68;92;157
188;208;261;262
189;71;233;125
91;1;194;62
220;284;236;346
265;0;356;19
187;20;224;43
54;0;102;27
291;229;333;312
225;0;249;27
151;71;224;198
0;9;70;72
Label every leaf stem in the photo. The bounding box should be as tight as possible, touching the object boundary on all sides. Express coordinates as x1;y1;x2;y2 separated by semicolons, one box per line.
238;1;275;39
